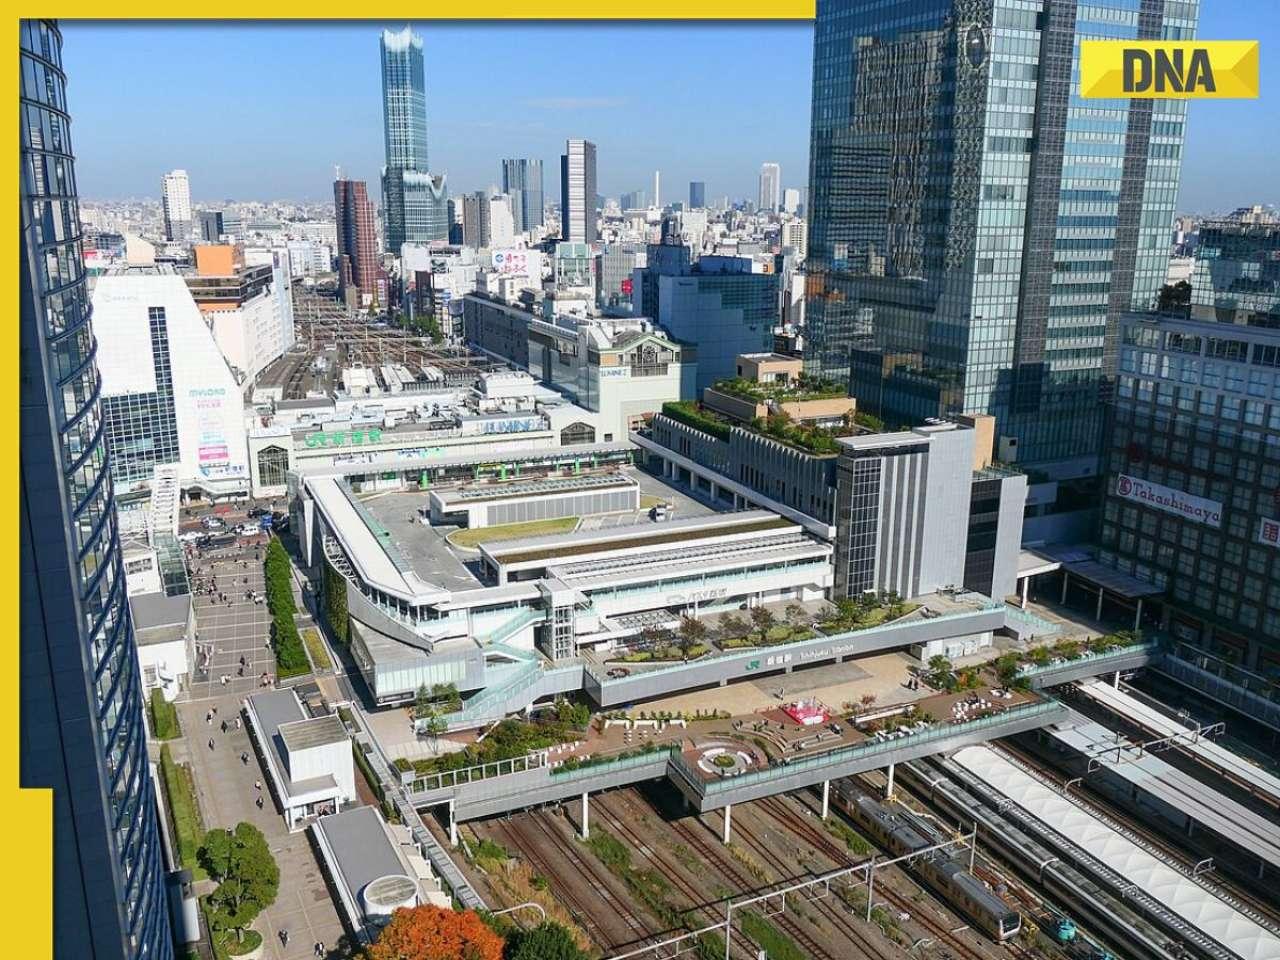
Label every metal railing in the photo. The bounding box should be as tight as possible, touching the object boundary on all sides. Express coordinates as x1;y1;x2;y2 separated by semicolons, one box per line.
1016;642;1159;679
479;607;543;645
691;699;1063;795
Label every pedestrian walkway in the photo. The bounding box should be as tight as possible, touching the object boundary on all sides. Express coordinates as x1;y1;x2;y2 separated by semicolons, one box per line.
187;540;278;701
177;695;346;959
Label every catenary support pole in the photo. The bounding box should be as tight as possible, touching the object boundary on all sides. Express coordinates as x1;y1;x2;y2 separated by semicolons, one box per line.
581;792;589;840
821;780;830;820
885;762;895;799
723;804;732;845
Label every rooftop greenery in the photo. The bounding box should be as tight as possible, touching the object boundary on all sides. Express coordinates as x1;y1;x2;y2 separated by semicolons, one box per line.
710;374;847;404
662;400;884;455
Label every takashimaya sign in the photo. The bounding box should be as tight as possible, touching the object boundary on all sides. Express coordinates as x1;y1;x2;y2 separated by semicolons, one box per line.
1115;474;1222;529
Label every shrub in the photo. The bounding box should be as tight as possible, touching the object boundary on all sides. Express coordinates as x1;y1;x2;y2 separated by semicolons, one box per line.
149;688;180;740
159;745;205;878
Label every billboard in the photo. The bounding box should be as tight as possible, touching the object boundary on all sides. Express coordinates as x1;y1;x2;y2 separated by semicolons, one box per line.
1259;517;1280;549
492;249;542;276
1114;474;1222;528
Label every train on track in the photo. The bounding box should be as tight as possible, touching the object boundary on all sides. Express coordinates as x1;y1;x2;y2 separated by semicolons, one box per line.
832;778;1022;941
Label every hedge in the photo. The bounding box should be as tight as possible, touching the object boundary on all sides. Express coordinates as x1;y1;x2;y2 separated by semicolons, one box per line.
264;537;308;679
159;745;206;879
149;688;180;740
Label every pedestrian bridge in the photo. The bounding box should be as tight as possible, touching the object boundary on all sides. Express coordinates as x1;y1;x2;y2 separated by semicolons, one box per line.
1018;642;1160;690
406;698;1068;824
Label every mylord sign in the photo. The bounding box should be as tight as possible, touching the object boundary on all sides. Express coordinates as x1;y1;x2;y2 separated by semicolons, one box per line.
1115;474;1222;529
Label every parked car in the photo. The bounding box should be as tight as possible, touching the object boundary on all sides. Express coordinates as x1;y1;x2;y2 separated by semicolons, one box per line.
247;507;269;518
178;531;204;543
201;516;225;529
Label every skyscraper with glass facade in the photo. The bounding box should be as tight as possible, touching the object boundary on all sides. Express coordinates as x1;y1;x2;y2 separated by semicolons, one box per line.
380;26;446;248
501;158;544;234
803;0;1198;472
20;19;175;960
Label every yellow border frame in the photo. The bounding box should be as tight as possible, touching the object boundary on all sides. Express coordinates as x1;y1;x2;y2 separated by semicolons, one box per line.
9;12;815;959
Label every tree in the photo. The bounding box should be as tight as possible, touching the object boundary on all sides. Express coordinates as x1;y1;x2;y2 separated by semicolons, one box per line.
676;616;708;659
414;684;434;720
420;711;448;750
833;597;858;625
1157;279;1191;313
717;613;746;639
505;921;589;960
367;904;503;960
859;693;877;710
638;625;665;650
749;606;776;641
785;603;805;625
199;823;279;946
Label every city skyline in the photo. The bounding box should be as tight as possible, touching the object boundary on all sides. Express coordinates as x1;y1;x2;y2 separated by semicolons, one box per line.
60;13;1279;213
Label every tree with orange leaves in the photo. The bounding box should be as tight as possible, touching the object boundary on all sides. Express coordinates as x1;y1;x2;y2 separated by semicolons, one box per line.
366;905;504;960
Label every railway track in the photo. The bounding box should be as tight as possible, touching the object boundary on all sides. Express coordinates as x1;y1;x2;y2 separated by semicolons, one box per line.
755;794;1020;960
490;814;652;951
660;807;841;960
728;800;896;960
590;792;759;960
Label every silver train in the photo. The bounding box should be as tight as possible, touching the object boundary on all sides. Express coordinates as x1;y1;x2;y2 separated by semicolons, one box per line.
832;779;1022;941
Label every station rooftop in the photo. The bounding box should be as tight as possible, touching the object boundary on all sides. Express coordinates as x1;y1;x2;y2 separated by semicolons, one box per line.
430;471;636;507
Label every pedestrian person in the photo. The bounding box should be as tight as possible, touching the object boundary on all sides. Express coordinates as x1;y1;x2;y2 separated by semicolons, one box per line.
235;717;241;730
241;752;249;765
206;711;213;725
220;720;227;733
255;779;262;790
208;738;215;751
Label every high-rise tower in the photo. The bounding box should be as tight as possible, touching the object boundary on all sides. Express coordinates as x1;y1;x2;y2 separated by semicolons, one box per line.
380;25;446;249
334;177;378;305
757;163;781;213
20;19;175;959
560;138;598;244
160;169;191;241
501;158;544;233
803;0;1198;470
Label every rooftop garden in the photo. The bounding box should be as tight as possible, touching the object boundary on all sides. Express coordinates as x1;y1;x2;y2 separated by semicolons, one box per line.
711;373;847;404
661;400;884;455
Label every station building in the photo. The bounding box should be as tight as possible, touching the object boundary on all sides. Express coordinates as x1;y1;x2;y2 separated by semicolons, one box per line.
247;370;635;497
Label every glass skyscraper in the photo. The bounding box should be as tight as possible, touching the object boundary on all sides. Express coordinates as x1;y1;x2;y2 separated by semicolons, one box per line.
20;19;174;959
501;158;544;234
380;26;445;248
803;0;1198;471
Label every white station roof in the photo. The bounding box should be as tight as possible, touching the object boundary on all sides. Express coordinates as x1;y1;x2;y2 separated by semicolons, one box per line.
953;744;1280;960
1046;718;1280;871
1077;678;1280;807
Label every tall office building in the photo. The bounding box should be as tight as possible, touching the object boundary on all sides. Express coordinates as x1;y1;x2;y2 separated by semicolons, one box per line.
160;168;191;241
334;177;378;305
1099;219;1280;673
689;181;706;209
380;26;446;248
804;0;1198;472
501;158;544;233
460;191;491;248
757;162;781;213
653;170;661;209
197;209;223;242
560;138;598;244
20;19;175;959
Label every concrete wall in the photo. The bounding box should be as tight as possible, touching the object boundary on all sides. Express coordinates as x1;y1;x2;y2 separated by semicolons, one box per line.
585;605;1007;707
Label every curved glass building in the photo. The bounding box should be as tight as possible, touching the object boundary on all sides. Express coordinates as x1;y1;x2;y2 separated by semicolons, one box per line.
20;19;175;960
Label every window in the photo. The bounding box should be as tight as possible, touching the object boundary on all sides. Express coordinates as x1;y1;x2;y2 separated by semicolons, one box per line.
559;422;595;446
256;445;290;488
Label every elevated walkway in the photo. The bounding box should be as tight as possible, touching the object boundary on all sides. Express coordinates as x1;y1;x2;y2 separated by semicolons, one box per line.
1020;642;1159;689
1154;651;1280;734
407;698;1068;819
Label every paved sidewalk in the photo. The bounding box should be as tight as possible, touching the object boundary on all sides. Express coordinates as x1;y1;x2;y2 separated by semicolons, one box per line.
177;695;347;959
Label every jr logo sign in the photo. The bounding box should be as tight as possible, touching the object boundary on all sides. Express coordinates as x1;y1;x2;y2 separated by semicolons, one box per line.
1080;41;1258;99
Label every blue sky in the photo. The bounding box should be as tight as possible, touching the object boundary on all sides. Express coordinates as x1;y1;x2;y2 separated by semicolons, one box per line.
63;11;1276;213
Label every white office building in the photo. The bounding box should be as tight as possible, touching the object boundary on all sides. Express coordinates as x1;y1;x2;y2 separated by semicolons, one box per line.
560;138;598;243
782;188;801;216
92;265;250;497
161;169;192;241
